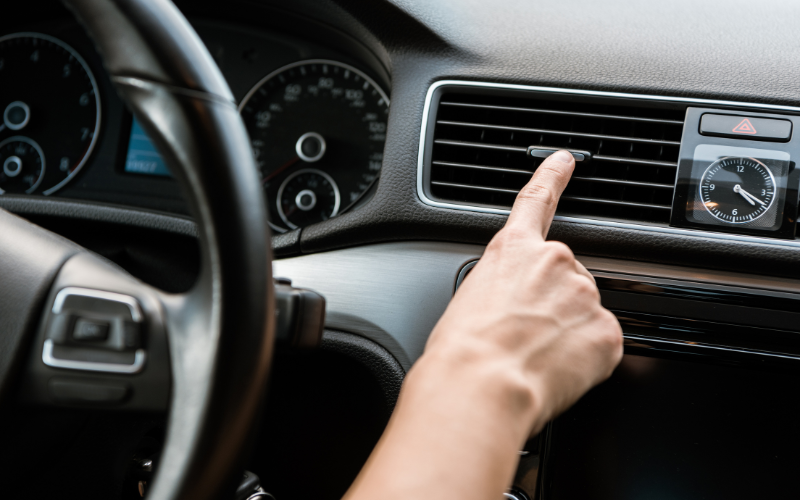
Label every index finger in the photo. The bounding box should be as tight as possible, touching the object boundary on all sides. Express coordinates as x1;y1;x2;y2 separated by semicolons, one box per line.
506;150;575;239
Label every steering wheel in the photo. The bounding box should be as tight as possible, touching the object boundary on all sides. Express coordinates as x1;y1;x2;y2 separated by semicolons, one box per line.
0;0;274;498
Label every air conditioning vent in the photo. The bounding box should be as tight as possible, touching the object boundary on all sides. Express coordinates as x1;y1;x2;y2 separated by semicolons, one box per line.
420;85;687;224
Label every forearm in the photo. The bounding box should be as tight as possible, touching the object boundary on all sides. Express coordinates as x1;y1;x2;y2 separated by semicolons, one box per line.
344;345;539;500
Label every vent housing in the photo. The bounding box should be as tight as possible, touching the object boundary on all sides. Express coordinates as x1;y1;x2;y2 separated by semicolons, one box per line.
420;86;687;224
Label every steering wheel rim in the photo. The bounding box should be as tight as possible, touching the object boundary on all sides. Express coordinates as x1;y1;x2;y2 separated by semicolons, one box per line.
0;0;275;498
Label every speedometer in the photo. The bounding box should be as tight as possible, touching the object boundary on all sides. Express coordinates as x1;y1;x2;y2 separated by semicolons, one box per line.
239;59;389;232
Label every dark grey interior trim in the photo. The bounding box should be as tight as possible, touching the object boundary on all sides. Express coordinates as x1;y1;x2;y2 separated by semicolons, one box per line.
321;329;406;412
0;196;198;237
417;80;800;249
275;242;800;368
273;242;483;369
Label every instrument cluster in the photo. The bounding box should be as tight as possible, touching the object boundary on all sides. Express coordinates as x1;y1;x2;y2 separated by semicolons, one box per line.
0;22;390;231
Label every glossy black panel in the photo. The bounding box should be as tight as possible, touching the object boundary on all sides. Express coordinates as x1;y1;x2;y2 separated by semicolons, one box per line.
542;354;800;500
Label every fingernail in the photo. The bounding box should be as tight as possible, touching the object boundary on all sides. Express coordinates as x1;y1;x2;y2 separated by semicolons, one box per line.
551;150;573;163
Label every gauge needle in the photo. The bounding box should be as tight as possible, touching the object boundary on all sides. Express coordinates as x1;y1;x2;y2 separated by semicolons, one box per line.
263;156;299;184
734;184;766;206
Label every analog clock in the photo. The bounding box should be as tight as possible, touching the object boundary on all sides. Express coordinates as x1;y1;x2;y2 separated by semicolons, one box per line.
699;157;775;224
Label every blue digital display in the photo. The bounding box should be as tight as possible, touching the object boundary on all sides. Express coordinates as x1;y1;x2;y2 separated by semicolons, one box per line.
124;117;171;177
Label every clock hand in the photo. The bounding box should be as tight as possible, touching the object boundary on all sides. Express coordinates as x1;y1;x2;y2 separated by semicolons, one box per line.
734;184;766;206
733;184;756;206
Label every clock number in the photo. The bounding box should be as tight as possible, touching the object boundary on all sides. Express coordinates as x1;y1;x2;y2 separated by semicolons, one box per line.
709;184;715;191
762;189;766;196
732;209;738;215
737;165;744;172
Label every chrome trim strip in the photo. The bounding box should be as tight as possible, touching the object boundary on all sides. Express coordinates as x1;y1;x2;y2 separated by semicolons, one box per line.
42;339;147;374
52;287;143;322
416;80;800;249
623;334;800;361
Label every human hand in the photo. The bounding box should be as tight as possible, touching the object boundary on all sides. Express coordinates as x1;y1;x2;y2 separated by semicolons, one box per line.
421;149;623;437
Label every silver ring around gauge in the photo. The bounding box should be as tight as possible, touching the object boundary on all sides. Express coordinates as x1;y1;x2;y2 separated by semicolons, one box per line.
295;132;327;163
3;156;23;177
0;32;102;196
0;135;46;194
295;189;317;211
4;101;30;131
276;168;341;230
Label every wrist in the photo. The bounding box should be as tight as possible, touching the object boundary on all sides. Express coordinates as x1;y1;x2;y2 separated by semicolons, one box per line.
406;340;544;443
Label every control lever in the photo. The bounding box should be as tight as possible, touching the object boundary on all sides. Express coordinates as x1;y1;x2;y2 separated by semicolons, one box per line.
274;278;325;348
527;146;591;162
235;470;275;500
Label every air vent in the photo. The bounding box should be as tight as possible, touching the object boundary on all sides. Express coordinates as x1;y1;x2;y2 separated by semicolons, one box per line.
420;84;687;224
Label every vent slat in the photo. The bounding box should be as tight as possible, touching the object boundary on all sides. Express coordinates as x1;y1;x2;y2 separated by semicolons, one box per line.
432;161;532;175
432;161;675;189
440;101;685;125
571;177;675;189
561;196;672;210
425;88;685;224
432;181;672;210
592;155;678;168
431;181;519;194
437;120;682;146
434;139;527;152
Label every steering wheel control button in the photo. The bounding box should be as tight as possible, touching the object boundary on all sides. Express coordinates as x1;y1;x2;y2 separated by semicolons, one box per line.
73;318;109;341
48;378;129;405
43;288;147;374
700;114;792;142
3;100;30;131
296;132;326;162
527;146;590;162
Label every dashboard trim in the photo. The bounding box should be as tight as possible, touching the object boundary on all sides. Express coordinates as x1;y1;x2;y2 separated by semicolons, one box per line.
416;80;800;249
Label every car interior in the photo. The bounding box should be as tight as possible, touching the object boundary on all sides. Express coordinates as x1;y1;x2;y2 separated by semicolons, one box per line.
2;0;800;499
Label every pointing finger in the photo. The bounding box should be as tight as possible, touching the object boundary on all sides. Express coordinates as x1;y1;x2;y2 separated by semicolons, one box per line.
506;150;575;239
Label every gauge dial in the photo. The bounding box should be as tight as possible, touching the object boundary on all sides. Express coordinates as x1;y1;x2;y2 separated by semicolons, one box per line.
0;33;101;195
277;169;341;229
0;136;45;193
699;157;776;223
239;59;389;232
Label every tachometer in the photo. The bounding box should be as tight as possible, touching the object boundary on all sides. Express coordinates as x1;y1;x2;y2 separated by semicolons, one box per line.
239;59;389;232
0;32;101;195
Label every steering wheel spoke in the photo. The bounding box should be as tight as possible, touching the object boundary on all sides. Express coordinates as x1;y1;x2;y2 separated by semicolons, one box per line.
21;249;172;411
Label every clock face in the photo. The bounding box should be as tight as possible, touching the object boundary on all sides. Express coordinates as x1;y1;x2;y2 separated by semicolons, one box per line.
699;157;776;224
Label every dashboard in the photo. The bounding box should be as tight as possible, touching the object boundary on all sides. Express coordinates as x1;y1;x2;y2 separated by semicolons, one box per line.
7;1;800;500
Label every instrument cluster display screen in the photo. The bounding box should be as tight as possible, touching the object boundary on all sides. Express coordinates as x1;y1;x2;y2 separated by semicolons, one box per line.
123;117;170;177
684;145;790;232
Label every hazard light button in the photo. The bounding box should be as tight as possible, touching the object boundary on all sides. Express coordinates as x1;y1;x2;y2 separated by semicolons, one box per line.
700;114;792;142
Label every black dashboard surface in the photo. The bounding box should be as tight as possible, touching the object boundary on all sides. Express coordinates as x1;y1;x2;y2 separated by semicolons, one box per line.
4;0;800;277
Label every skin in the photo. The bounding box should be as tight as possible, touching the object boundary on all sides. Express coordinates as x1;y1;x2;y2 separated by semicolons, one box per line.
344;150;624;500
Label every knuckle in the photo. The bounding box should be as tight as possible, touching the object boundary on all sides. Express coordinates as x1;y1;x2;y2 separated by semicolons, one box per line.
517;183;556;208
574;275;600;300
488;228;522;253
597;310;623;351
543;241;575;265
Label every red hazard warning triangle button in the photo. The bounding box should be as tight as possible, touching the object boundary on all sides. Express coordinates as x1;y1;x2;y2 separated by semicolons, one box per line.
700;113;792;142
732;118;757;134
